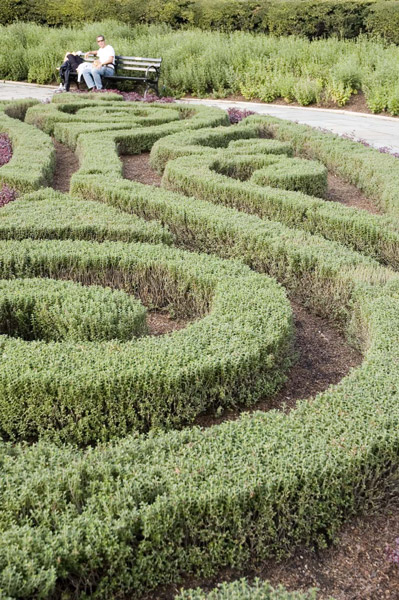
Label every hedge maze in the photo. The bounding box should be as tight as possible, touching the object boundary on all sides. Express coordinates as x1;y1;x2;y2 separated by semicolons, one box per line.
1;94;399;598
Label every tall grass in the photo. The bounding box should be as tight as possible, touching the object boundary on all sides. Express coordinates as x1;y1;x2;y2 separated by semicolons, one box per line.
2;21;399;113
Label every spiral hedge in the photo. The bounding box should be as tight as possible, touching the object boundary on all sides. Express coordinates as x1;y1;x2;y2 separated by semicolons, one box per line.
1;94;399;598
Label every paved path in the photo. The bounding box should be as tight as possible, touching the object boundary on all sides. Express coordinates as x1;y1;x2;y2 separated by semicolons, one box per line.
181;98;399;154
0;81;57;102
2;81;399;154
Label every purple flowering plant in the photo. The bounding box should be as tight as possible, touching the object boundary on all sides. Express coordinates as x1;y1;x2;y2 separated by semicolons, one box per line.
0;133;17;206
227;107;255;124
0;133;12;167
386;538;399;565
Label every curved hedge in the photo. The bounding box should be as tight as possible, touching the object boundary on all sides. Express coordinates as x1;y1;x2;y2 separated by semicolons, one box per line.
0;188;172;245
0;238;292;445
157;128;399;270
0;100;55;192
1;96;399;598
0;277;147;342
25;99;229;149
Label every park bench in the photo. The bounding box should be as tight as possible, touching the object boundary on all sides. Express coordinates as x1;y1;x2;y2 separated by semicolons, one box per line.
74;55;162;96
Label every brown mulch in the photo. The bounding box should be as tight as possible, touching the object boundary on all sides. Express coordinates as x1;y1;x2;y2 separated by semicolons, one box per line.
142;502;399;600
121;153;162;186
147;311;191;336
51;138;79;193
327;172;382;215
195;300;361;428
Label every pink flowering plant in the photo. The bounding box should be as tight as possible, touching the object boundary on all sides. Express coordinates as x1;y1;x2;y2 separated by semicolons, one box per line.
0;133;17;206
386;538;399;565
227;107;255;124
0;133;12;166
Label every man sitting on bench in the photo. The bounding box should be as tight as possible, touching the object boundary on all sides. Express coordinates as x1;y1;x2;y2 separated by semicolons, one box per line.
83;35;115;91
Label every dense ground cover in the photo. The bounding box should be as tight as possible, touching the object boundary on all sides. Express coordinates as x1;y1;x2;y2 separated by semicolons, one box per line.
3;21;399;113
1;94;399;599
2;0;399;46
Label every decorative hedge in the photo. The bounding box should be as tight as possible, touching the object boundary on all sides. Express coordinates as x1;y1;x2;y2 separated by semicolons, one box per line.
0;238;292;445
0;100;55;192
1;95;399;598
0;277;147;342
0;188;172;245
152;122;399;270
175;579;318;600
25;99;229;149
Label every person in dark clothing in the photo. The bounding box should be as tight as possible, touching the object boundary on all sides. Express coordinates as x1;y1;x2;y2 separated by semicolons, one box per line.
58;52;84;92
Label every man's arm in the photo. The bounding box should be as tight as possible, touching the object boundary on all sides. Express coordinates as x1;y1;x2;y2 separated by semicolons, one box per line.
100;55;114;66
84;50;98;58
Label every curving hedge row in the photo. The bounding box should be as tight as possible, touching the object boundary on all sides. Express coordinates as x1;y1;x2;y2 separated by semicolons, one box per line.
0;99;55;192
0;277;147;342
1;96;399;598
0;238;292;445
244;114;399;220
0;188;172;245
25;98;229;150
154;126;399;270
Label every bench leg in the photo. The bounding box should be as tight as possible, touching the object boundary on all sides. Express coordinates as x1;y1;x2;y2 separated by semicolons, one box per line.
144;81;159;98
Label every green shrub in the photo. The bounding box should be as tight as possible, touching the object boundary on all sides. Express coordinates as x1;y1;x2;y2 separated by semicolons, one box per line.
0;100;55;192
365;1;399;45
0;188;172;245
2;21;399;114
250;156;328;198
0;277;147;342
0;238;292;444
2;87;399;599
176;579;319;600
293;79;322;106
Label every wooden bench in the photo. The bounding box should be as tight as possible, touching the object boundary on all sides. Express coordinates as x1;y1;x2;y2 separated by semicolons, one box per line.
74;55;162;96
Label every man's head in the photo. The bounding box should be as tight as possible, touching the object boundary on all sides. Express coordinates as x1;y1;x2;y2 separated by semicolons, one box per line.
96;36;106;48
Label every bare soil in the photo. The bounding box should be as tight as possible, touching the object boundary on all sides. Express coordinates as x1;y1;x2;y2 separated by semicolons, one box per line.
121;153;162;186
327;173;382;215
147;311;191;336
51;138;79;193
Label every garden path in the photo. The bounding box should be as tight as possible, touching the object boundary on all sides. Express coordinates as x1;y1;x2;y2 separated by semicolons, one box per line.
2;81;399;153
181;98;399;154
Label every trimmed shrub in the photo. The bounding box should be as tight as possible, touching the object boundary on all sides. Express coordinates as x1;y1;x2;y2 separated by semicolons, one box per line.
0;100;55;192
0;277;147;342
0;238;292;444
0;187;172;244
250;156;328;197
3;91;399;599
175;579;318;600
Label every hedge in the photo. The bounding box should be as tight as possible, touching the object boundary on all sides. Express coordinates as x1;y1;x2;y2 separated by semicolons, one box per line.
2;95;399;598
175;579;319;600
0;238;292;445
150;120;399;270
0;100;55;192
0;277;147;342
0;0;388;42
244;115;399;218
25;99;228;148
0;188;172;245
1;216;398;596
